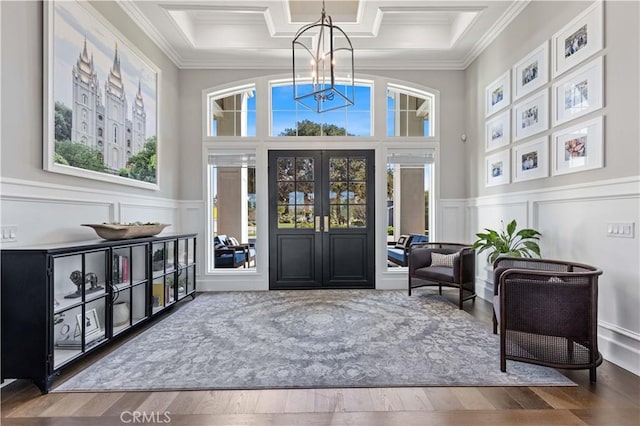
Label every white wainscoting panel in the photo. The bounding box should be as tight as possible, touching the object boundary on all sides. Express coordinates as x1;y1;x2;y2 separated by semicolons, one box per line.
438;199;467;243
0;178;180;247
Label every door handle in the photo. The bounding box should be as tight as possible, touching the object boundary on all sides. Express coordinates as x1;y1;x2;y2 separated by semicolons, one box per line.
315;216;321;232
324;216;329;232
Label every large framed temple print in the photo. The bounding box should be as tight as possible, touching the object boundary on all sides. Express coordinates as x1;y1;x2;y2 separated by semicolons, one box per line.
43;1;160;189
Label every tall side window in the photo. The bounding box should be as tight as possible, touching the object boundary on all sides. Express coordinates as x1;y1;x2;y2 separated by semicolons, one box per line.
271;81;372;137
387;84;435;137
207;85;256;137
207;152;257;272
386;149;434;270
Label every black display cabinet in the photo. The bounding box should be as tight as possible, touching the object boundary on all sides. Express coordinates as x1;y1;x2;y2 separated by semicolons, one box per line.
1;234;196;393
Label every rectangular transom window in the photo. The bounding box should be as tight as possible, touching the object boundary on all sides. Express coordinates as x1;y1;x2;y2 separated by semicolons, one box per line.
271;81;372;137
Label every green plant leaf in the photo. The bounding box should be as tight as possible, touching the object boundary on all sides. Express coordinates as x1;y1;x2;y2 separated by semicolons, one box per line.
516;228;541;239
472;219;542;263
523;241;541;256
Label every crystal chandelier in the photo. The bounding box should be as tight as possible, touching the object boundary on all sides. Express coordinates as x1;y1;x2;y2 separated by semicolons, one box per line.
292;0;354;113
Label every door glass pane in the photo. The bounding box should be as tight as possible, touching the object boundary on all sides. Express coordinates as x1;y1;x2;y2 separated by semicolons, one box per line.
329;182;346;204
349;205;367;227
350;182;366;204
278;205;295;228
296;205;314;228
277;158;295;180
278;182;294;204
296;182;314;203
328;156;368;229
329;158;347;181
349;158;367;181
330;205;348;228
296;158;314;181
277;156;317;229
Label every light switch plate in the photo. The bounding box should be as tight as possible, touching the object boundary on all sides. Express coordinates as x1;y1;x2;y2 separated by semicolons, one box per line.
607;222;635;238
1;226;18;242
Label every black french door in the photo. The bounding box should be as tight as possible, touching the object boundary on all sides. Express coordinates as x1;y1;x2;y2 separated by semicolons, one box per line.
268;150;375;289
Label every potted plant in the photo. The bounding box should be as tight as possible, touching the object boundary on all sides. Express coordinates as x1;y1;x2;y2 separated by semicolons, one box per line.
152;248;165;271
472;219;542;265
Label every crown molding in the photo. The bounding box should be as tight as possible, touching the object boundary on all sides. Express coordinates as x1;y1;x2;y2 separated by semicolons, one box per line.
118;0;529;71
462;0;531;68
177;57;467;71
116;0;183;67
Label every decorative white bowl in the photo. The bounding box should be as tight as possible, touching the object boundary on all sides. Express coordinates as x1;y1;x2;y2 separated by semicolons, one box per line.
82;223;169;240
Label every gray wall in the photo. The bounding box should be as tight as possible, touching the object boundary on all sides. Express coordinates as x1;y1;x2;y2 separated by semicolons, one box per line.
178;69;467;201
0;1;181;199
465;0;640;198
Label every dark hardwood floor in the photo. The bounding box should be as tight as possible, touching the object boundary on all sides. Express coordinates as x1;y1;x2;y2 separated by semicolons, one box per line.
2;291;639;425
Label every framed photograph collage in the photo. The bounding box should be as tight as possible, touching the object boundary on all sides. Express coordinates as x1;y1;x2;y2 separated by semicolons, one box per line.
483;1;604;187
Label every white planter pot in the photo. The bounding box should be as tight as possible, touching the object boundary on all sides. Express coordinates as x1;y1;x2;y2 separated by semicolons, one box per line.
113;301;130;327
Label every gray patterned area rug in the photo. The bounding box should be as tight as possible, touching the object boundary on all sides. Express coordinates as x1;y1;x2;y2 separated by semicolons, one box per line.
54;290;574;392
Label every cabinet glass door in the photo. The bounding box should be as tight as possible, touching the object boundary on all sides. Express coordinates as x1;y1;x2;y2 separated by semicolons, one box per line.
151;242;170;314
176;237;196;300
112;244;147;335
52;249;108;369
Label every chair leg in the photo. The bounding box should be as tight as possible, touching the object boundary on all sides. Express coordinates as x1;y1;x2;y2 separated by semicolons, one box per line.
590;367;597;383
492;311;497;334
458;286;463;309
408;276;412;296
438;285;442;295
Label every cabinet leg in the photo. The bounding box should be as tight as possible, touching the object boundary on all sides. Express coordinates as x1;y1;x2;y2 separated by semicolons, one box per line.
35;377;53;394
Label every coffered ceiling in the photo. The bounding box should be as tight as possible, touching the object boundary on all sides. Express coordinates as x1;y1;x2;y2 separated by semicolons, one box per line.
118;0;530;70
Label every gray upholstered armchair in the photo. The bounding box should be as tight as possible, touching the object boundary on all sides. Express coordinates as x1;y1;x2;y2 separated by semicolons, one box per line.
408;242;476;309
493;257;603;382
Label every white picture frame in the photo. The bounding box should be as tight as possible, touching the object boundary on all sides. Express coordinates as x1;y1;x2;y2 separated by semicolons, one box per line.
552;56;604;126
513;41;549;100
485;110;510;152
512;136;549;183
43;1;160;190
513;89;549;141
485;70;511;117
485;149;511;187
76;308;103;341
551;2;604;78
552;116;604;176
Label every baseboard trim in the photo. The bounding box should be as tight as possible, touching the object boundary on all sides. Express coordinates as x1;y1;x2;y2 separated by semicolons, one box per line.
598;320;640;376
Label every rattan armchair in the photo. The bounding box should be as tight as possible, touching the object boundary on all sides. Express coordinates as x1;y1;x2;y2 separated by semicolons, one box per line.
493;257;603;382
408;242;476;309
